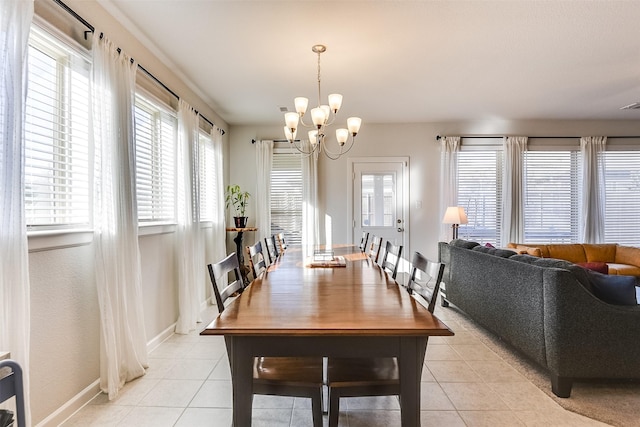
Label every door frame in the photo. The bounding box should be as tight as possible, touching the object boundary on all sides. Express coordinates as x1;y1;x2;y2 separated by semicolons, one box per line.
347;156;410;255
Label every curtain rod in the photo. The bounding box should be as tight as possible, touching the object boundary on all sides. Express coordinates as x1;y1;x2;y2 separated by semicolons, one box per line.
251;139;299;144
436;135;640;140
52;0;225;136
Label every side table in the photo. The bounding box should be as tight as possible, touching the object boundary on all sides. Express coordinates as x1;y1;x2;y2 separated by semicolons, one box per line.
226;227;257;285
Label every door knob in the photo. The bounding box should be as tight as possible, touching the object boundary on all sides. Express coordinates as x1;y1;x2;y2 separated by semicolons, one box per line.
397;227;404;232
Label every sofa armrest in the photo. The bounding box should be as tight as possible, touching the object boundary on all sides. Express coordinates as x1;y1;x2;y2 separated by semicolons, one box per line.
615;245;640;269
543;268;640;379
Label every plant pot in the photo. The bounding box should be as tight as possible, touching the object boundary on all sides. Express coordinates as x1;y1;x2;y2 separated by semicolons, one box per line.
234;216;248;228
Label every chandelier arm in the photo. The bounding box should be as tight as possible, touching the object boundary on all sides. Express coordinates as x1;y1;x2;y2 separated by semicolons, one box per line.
290;139;320;157
321;135;355;157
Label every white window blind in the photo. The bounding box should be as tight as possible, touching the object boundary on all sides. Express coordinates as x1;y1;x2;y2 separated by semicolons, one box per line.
457;150;502;245
603;151;640;246
24;26;91;229
270;151;302;246
523;151;580;243
134;93;176;223
198;131;217;221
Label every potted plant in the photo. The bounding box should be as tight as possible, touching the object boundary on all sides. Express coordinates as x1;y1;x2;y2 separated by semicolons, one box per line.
225;184;251;228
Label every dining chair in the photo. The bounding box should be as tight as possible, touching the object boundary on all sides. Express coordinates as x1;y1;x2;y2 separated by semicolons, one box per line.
358;231;369;252
380;240;403;279
264;234;279;265
246;240;268;279
367;235;383;264
207;253;324;427
326;251;444;427
276;232;287;255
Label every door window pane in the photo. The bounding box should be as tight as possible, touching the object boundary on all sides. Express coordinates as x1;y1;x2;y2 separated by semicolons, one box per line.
361;173;394;227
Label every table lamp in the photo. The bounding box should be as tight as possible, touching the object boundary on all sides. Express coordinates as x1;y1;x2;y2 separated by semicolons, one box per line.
442;206;468;240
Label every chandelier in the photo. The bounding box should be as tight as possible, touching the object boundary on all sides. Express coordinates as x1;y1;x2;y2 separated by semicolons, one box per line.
283;44;362;160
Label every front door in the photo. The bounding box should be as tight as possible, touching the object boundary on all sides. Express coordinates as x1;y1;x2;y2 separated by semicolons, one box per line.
349;157;408;255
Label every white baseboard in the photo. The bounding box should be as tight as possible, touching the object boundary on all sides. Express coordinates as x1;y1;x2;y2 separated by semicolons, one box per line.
36;379;101;427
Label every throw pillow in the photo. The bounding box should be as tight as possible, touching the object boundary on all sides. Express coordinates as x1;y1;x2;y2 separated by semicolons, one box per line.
484;242;496;248
577;261;609;275
509;254;539;264
587;271;638;306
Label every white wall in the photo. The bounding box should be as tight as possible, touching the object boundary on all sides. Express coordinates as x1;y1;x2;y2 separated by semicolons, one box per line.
229;120;640;261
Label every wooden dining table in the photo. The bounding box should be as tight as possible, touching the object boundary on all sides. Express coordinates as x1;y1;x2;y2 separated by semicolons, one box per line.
201;245;454;426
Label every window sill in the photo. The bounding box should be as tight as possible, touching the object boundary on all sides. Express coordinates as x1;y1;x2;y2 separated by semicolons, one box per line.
28;229;93;252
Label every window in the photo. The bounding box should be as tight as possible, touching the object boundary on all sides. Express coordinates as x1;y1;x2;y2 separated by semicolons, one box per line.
523;151;581;243
270;147;302;246
603;151;640;246
361;174;394;227
198;131;219;221
134;93;176;224
457;149;502;244
24;26;91;229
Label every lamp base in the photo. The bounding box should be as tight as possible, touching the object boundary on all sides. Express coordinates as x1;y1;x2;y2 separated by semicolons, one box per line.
451;224;459;240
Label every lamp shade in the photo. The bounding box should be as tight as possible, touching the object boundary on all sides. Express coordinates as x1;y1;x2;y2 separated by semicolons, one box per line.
442;206;468;225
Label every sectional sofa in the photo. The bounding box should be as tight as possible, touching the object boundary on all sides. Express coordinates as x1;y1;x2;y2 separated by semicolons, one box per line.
438;239;640;397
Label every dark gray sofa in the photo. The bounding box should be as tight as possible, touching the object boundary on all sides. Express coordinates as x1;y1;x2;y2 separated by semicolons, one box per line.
438;239;640;397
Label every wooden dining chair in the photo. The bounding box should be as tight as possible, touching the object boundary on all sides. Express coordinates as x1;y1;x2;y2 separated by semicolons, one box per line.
367;235;383;263
246;240;267;279
358;231;369;252
264;234;279;265
326;251;444;427
276;232;287;255
207;253;324;427
380;240;403;279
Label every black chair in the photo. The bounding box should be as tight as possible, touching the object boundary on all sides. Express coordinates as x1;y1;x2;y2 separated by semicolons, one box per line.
264;234;279;265
358;231;369;252
276;232;287;255
207;253;324;427
380;240;403;279
246;240;267;279
367;235;383;264
406;251;445;313
326;251;444;427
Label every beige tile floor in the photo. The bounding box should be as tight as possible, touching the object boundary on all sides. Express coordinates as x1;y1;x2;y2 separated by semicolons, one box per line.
61;305;611;427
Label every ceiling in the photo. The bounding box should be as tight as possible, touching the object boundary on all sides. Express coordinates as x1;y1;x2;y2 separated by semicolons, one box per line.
100;0;640;126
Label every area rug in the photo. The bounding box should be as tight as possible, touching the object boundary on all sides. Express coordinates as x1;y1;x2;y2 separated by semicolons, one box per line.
436;304;640;427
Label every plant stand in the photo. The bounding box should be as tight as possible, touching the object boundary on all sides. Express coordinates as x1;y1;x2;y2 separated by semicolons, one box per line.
226;227;258;285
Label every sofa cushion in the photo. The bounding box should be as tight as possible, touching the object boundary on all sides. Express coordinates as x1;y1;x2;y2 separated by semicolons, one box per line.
615;245;640;268
527;247;543;257
577;261;609;274
583;244;617;263
586;271;638;306
509;254;540;264
546;244;587;263
608;264;640;276
532;258;594;292
450;239;480;249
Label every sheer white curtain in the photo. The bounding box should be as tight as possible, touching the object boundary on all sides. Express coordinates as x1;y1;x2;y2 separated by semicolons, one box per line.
255;140;273;242
0;1;33;423
301;141;319;255
501;136;527;246
91;35;147;399
175;100;203;334
211;126;227;269
580;136;607;243
439;136;460;241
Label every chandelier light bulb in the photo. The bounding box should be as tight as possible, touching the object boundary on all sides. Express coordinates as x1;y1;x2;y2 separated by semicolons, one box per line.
347;117;362;136
328;94;343;113
285;112;299;132
336;128;349;146
284;125;297;142
294;97;309;116
311;107;326;128
308;130;318;146
320;105;331;124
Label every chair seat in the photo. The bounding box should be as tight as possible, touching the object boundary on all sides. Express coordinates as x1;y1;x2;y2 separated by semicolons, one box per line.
254;357;324;386
328;357;398;385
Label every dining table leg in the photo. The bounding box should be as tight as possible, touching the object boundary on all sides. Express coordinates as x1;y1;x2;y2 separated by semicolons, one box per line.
399;337;428;427
231;336;254;426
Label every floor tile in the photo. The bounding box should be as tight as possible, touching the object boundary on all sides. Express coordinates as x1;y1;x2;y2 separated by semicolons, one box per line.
189;379;232;408
425;360;483;382
467;360;528;383
117;406;184;427
420;410;466;427
347;410;401;427
440;382;510;411
450;344;501;361
174;407;233;427
458;410;526;426
138;379;203;407
420;382;456;411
